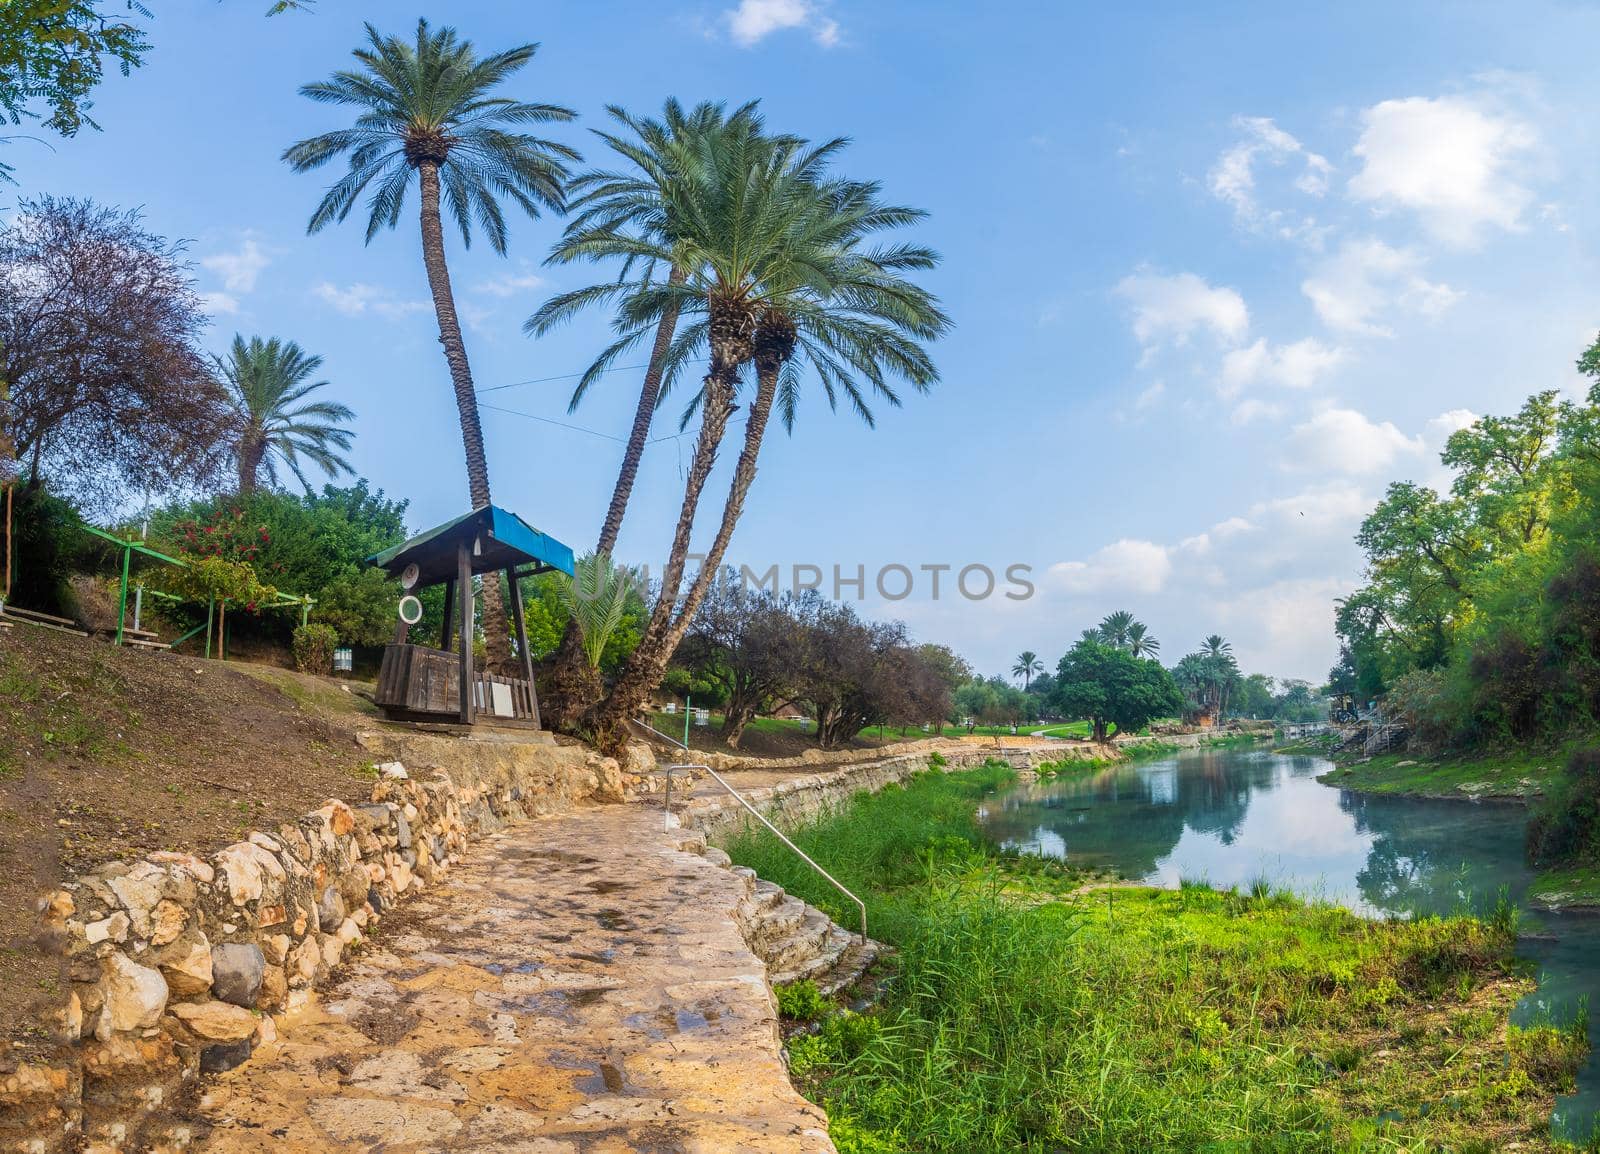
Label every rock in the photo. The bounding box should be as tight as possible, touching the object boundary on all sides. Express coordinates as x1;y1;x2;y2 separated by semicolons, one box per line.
107;868;164;939
261;934;291;967
84;911;130;945
149;850;216;885
98;953;167;1037
287;939;320;987
256;903;287;929
148;900;188;946
335;918;361;946
215;843;268;906
159;935;214;997
395;811;412;850
199;1038;254;1074
211;943;265;1007
318;800;355;837
170;1000;257;1043
255;1013;277;1047
317;886;346;932
378;761;408;779
321;934;343;969
257;963;287;1011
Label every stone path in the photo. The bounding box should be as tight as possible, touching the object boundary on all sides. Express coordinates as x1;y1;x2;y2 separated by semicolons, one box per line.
184;805;834;1153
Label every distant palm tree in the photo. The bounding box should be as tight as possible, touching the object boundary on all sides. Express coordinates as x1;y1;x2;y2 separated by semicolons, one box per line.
283;18;579;668
219;335;354;494
1097;609;1137;650
1127;622;1160;660
1012;650;1045;689
1203;634;1233;658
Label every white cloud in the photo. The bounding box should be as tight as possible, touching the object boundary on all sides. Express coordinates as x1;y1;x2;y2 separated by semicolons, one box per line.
1301;238;1462;336
313;281;429;320
1212;576;1356;682
1133;381;1166;410
1114;270;1248;347
1427;408;1480;442
1212;516;1257;538
201;237;270;293
1348;95;1537;247
1049;538;1172;595
724;0;840;46
1209;116;1332;229
1284;406;1424;475
200;291;239;316
1230;397;1282;425
1220;336;1345;395
473;267;545;297
1250;481;1370;533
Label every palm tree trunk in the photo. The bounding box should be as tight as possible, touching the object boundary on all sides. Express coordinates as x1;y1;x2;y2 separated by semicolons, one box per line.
544;268;685;729
588;366;736;741
592;352;778;742
417;161;512;672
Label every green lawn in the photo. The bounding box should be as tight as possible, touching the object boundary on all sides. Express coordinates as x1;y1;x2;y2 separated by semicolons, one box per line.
1313;743;1564;799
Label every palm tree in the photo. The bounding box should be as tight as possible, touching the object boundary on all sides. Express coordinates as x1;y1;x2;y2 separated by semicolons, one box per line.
1012;650;1044;689
219;335;354;494
1127;622;1160;660
532;99;771;561
1203;634;1233;658
283;18;579;670
584;135;947;740
1097;609;1136;650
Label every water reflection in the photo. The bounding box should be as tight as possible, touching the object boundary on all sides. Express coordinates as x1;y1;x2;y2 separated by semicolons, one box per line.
980;747;1600;1139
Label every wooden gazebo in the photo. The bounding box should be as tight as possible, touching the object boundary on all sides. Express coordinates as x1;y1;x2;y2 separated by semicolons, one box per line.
368;504;574;728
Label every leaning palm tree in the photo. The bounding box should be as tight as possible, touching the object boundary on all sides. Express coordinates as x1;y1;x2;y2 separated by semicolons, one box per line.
585;138;947;740
219;335;354;494
1097;609;1137;650
282;18;579;669
1012;650;1044;690
1126;622;1160;660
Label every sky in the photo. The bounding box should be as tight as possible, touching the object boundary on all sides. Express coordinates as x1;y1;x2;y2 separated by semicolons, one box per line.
16;0;1600;683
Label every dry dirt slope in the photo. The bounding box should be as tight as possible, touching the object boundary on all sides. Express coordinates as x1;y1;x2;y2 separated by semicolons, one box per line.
0;623;378;1048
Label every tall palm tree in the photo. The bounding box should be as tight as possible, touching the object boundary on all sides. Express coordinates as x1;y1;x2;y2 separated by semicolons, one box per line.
1097;609;1137;650
533;99;770;561
283;18;578;669
1126;622;1160;660
1012;650;1044;689
219;335;354;494
583;136;947;740
1203;634;1233;658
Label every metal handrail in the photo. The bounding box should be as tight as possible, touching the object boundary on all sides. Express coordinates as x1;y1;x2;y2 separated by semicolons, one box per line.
634;718;868;943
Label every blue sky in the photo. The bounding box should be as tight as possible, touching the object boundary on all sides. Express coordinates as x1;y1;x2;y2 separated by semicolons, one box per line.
19;0;1600;682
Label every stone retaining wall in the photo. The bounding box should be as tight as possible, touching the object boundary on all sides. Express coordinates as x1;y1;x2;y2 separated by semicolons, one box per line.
3;734;645;1154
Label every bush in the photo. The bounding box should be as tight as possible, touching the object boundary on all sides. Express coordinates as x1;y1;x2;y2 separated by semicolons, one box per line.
292;623;339;676
1526;749;1600;867
776;980;829;1022
5;482;86;616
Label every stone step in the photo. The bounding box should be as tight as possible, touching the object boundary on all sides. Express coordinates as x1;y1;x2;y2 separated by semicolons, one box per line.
810;938;883;998
765;908;835;973
772;926;854;988
746;894;809;955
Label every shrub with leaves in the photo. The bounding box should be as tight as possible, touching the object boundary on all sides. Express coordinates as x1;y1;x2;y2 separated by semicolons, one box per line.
292;623;339;675
161;555;275;610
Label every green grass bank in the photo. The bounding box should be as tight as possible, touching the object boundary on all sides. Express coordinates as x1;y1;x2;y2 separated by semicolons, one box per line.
1293;736;1564;800
724;762;1590;1152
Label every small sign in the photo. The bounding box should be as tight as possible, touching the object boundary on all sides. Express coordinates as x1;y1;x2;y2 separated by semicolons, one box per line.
333;647;353;673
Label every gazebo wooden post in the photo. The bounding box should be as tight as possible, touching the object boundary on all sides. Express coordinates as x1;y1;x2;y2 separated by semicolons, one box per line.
506;567;540;727
440;578;456;650
457;540;475;725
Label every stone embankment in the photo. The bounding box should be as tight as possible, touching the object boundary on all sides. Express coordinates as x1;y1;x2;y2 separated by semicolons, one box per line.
4;733;646;1154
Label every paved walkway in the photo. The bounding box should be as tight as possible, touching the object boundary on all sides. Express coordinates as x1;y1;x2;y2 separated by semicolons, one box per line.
187;805;833;1153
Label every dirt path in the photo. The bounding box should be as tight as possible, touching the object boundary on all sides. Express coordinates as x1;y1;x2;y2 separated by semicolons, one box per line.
183;804;833;1153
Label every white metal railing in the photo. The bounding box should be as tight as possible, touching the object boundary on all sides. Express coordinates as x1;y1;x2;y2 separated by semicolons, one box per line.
634;718;868;942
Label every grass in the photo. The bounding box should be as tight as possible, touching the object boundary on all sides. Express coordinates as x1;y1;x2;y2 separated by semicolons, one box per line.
725;762;1592;1152
1528;864;1600;911
1308;738;1566;799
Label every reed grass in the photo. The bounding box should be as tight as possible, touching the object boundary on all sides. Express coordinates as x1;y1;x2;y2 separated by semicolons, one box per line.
726;762;1591;1152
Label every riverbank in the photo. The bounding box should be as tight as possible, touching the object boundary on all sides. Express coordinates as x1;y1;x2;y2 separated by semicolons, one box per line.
1295;737;1561;800
725;761;1591;1152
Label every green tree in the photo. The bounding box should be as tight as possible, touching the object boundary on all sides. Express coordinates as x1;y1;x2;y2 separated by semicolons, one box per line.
1053;639;1183;742
1011;650;1044;689
589;132;947;741
1127;622;1160;659
283;19;578;670
1097;609;1136;649
218;335;354;494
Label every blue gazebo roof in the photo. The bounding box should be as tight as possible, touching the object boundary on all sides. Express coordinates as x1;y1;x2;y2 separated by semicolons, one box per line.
367;504;575;588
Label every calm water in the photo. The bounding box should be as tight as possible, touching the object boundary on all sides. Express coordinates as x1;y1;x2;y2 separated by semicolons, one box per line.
978;746;1600;1140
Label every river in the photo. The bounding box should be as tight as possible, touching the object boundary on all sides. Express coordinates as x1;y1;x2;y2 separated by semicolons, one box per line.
977;745;1600;1141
